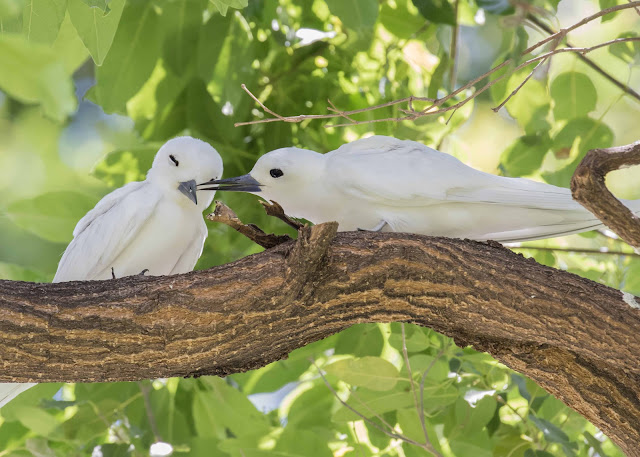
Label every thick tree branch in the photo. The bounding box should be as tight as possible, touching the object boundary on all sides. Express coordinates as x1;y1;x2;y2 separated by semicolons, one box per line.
571;141;640;248
0;228;639;454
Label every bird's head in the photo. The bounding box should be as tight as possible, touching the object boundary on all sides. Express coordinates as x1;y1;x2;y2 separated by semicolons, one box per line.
197;147;323;208
148;136;223;209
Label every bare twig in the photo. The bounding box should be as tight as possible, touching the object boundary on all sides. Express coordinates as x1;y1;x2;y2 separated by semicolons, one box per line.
526;13;640;103
418;349;447;457
513;246;640;258
401;324;435;453
206;201;293;249
310;358;434;451
492;56;549;112
327;98;357;124
235;2;640;128
138;381;162;442
260;200;305;230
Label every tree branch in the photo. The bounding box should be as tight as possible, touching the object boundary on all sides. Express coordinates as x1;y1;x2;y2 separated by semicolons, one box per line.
0;228;639;454
571;141;640;248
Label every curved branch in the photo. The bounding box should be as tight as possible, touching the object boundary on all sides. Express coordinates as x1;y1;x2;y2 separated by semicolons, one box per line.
571;141;640;247
0;226;639;454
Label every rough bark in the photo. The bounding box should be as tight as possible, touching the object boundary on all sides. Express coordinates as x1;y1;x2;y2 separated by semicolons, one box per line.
0;225;639;454
571;140;640;247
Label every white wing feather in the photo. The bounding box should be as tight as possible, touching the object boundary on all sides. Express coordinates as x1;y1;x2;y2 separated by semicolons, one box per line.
53;182;162;282
170;220;208;274
328;136;587;211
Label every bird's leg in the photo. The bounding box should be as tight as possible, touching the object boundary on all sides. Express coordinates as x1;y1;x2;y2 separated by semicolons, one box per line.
357;220;388;232
206;201;293;249
138;269;149;276
111;267;116;280
260;200;306;231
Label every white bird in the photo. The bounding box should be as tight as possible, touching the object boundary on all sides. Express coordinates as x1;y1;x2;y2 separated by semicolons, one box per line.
199;135;640;242
0;136;223;409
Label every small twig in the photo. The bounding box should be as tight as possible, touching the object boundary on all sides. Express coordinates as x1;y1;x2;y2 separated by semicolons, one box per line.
138;381;162;442
401;324;435;452
206;201;293;249
260;200;306;231
327;99;357;124
492;56;549;112
418;349;447;457
310;358;434;451
629;0;640;16
513;245;640;258
240;84;289;122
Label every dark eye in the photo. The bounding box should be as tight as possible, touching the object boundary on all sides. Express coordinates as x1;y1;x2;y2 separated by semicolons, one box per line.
169;154;179;166
270;168;283;178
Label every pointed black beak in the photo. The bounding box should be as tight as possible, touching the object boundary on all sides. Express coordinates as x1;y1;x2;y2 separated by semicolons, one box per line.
178;179;198;205
197;174;262;193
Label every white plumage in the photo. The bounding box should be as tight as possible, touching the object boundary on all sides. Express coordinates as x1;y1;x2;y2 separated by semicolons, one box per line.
201;135;640;242
0;136;222;408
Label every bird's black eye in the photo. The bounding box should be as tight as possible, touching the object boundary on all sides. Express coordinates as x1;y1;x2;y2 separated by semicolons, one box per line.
169;154;179;166
270;168;283;178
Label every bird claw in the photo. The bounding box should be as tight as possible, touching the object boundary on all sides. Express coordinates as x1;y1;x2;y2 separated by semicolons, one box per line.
357;221;388;232
139;269;149;276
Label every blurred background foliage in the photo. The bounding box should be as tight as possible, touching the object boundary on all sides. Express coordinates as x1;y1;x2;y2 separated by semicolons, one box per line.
0;0;639;455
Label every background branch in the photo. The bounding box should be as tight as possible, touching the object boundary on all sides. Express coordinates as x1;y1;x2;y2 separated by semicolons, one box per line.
571;141;640;247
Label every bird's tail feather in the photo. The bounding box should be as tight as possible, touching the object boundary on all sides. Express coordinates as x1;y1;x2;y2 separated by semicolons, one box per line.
0;383;36;409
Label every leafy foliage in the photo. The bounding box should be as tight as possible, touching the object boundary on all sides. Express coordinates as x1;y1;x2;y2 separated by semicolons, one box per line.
0;0;639;456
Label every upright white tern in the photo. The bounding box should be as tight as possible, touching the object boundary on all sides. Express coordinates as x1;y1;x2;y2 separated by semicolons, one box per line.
199;135;640;241
0;136;223;409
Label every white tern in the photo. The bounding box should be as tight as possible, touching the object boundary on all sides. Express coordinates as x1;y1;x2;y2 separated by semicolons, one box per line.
199;135;640;241
0;136;223;408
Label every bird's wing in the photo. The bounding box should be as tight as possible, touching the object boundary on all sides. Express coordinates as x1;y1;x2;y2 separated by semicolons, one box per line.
169;220;208;274
0;383;36;408
53;182;162;282
328;136;584;211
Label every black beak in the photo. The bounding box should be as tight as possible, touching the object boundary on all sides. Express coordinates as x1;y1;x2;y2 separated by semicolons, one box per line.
197;174;262;193
178;179;198;205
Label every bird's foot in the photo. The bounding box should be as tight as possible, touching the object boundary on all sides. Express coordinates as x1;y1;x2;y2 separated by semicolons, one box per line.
357;220;388;232
138;269;149;276
111;267;116;280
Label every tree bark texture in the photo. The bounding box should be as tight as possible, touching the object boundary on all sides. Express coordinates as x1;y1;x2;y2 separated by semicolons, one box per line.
571;140;640;247
0;224;639;454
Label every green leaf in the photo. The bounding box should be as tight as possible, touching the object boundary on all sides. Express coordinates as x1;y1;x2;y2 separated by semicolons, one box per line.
380;1;429;39
609;32;640;64
336;324;384;357
500;133;551;176
51;12;90;74
524;450;556;457
542;118;614;186
209;0;247;16
7;191;98;243
100;443;132;457
25;437;55;457
81;0;110;14
162;0;204;76
198;377;270;438
192;389;225;439
324;356;400;391
285;384;334;428
550;72;597;121
428;52;448;99
599;0;619;23
275;427;333;457
326;0;378;30
90;0;162;113
584;431;611;457
450;432;492;457
397;408;442;451
412;0;455;25
22;0;66;44
0;35;76;120
0;0;23;20
333;388;415;421
12;407;59;436
528;414;571;444
67;0;125;65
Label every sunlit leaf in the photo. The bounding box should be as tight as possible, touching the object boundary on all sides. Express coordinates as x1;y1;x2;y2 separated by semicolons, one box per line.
21;0;66;44
209;0;247;16
324;356;400;391
551;72;597;121
500;133;551;177
326;0;378;30
67;0;125;65
7;191;98;243
609;32;640;63
0;35;76;120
